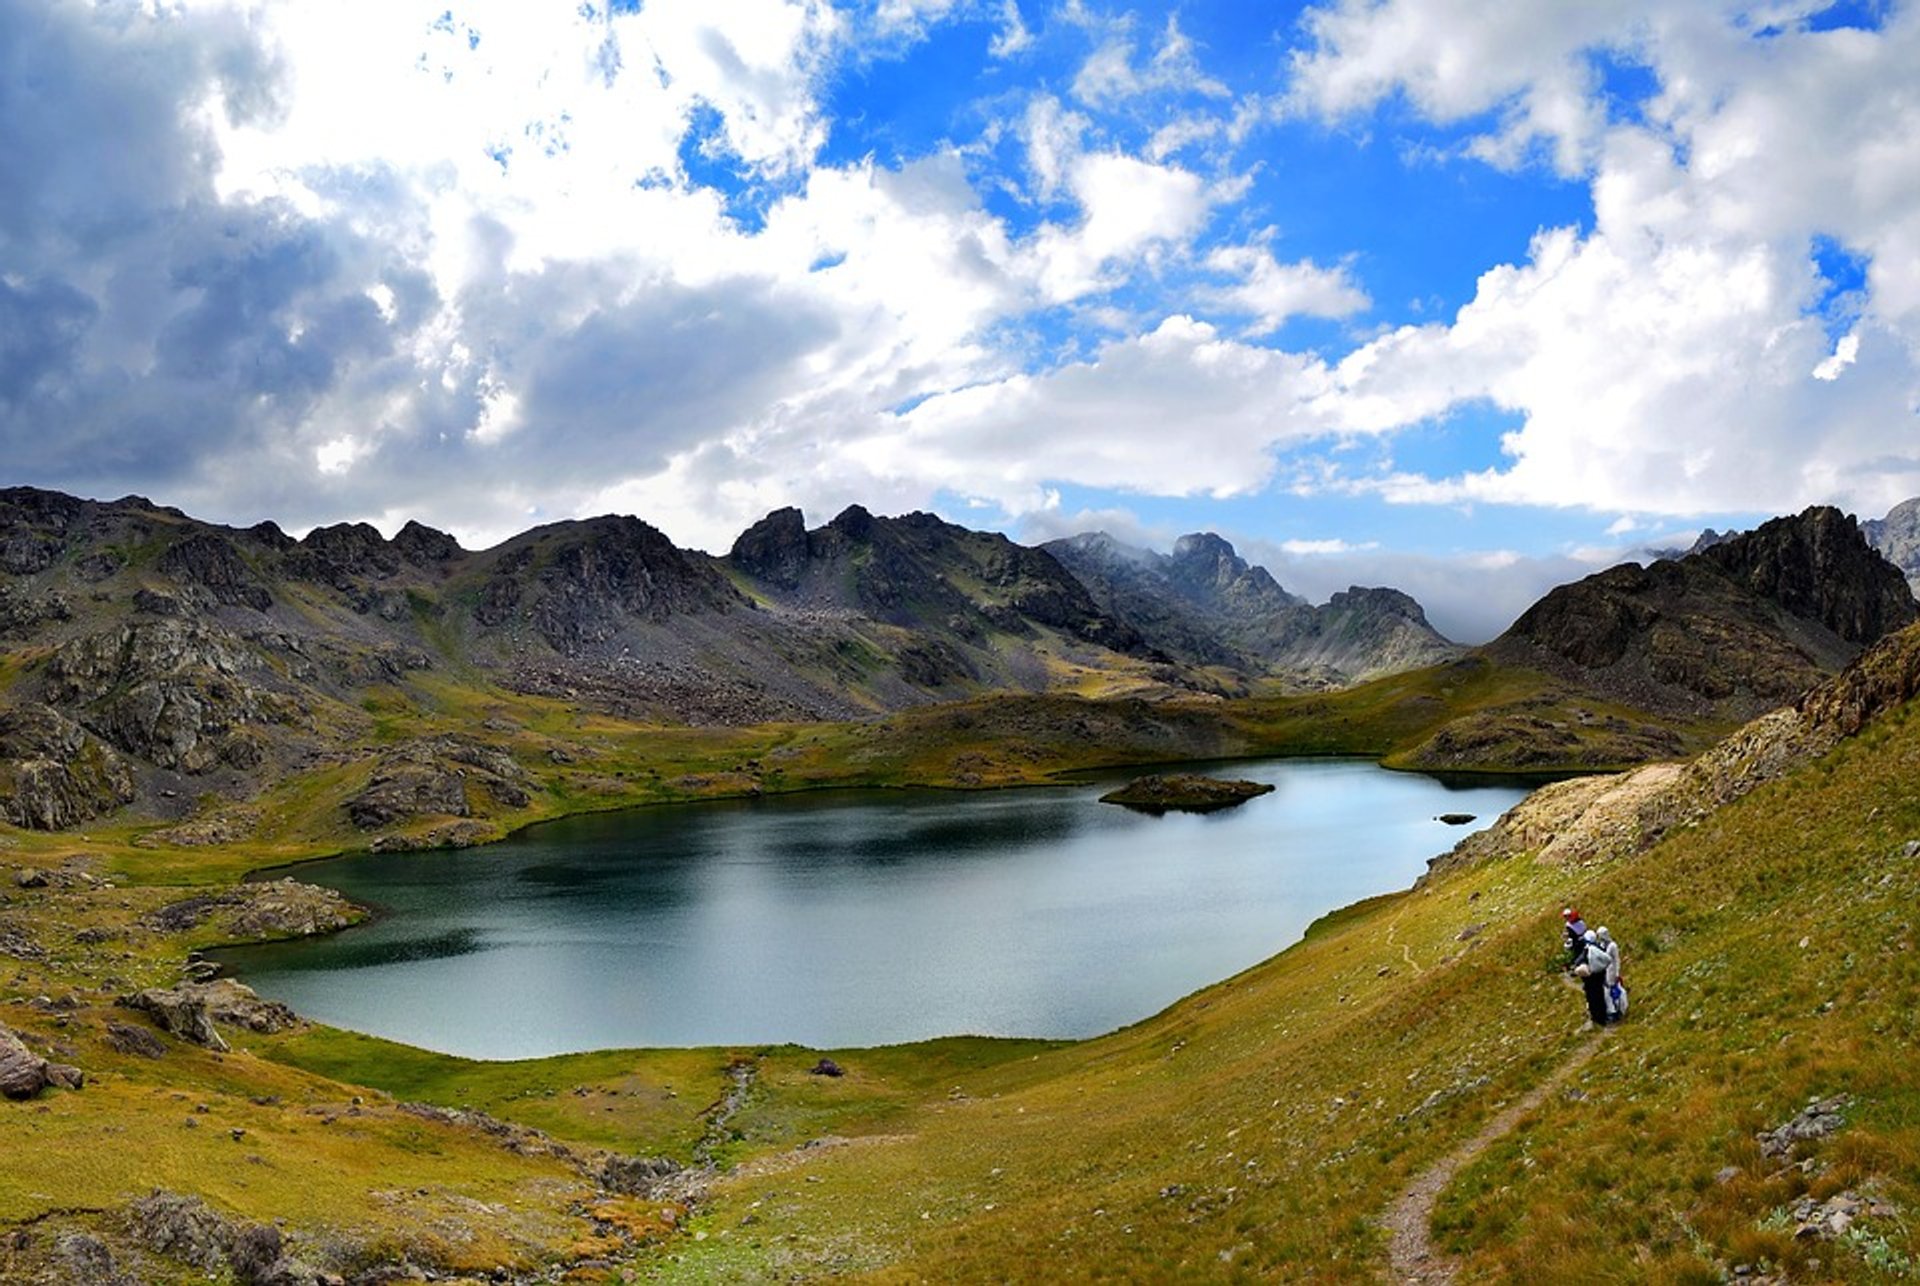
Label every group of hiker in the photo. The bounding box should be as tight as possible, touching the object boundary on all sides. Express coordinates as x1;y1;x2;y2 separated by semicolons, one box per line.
1561;907;1627;1026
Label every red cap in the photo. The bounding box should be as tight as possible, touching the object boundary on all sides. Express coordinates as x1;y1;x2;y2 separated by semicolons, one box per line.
1562;908;1576;919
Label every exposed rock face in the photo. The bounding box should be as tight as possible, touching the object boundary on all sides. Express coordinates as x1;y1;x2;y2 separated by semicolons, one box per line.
1861;496;1920;596
157;533;273;610
346;736;531;830
1699;505;1915;644
475;516;743;654
0;703;137;830
0;584;72;634
729;506;810;589
46;621;298;773
1432;617;1920;879
285;522;401;591
1486;507;1916;719
1277;586;1460;682
762;506;1141;651
142;879;355;939
119;979;300;1051
1044;531;1458;683
391;519;462;565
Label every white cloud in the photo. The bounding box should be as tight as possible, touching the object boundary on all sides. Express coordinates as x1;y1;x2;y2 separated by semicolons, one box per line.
873;316;1336;512
988;0;1035;58
1278;537;1378;555
1287;1;1920;521
1073;13;1229;107
1205;242;1370;334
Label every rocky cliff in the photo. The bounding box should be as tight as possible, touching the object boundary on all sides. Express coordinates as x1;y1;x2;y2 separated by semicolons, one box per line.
1861;496;1920;597
1484;506;1915;720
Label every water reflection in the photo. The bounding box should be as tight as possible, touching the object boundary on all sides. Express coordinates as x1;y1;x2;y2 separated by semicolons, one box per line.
223;761;1529;1058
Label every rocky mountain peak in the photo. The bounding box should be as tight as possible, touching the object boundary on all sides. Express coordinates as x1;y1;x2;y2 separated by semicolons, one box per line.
729;507;809;588
287;522;401;590
393;520;461;565
827;504;877;541
1492;505;1917;718
1861;496;1920;596
1697;505;1914;644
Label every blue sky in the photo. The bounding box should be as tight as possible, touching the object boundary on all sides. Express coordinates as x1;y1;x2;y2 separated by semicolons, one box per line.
3;0;1917;638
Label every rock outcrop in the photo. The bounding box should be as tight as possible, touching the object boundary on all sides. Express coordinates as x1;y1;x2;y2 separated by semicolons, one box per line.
1861;496;1920;596
1486;507;1916;720
118;980;301;1051
728;506;810;589
0;1024;81;1098
1098;773;1275;813
1432;616;1920;879
142;879;356;939
346;737;531;830
46;621;299;773
0;703;138;829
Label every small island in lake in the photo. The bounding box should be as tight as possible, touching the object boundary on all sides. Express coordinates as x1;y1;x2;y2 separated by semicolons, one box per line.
1098;773;1275;814
1435;812;1477;825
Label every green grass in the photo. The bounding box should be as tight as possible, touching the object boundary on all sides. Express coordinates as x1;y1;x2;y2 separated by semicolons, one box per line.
626;690;1920;1281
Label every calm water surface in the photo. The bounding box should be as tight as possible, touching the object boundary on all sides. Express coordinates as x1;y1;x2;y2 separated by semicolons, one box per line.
224;760;1529;1057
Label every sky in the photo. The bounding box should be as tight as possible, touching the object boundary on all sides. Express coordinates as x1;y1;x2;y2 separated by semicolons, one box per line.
3;0;1918;641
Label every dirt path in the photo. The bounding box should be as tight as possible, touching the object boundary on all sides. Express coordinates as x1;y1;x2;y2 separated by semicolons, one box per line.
1386;916;1425;976
1381;1030;1606;1282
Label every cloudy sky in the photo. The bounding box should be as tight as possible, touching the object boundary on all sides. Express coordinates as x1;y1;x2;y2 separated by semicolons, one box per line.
3;0;1917;639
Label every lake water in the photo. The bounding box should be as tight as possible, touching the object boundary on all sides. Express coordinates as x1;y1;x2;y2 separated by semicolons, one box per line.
222;760;1530;1058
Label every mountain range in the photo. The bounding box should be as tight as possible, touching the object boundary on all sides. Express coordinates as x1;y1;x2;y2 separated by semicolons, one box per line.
3;485;1918;841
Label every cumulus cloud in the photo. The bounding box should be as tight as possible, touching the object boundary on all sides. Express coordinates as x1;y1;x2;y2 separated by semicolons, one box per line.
1287;1;1920;522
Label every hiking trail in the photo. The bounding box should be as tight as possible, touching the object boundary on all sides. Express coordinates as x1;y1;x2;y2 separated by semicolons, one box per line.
1386;915;1424;975
1381;1030;1607;1282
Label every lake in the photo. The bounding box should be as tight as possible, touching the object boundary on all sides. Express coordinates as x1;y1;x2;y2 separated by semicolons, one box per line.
222;760;1531;1058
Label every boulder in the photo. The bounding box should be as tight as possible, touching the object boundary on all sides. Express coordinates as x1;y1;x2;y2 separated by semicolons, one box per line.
118;987;228;1051
105;1022;168;1059
598;1154;682;1196
0;1024;52;1098
119;980;300;1049
51;1233;136;1286
127;1190;232;1272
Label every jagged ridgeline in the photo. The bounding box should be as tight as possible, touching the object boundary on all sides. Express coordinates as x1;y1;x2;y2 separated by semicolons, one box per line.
0;487;1450;834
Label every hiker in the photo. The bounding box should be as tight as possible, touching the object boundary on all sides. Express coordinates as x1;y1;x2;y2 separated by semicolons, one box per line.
1561;907;1588;967
1597;926;1626;1021
1575;929;1611;1026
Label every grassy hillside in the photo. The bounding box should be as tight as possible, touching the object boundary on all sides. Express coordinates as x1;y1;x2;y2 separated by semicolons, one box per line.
581;664;1919;1280
0;649;1834;1283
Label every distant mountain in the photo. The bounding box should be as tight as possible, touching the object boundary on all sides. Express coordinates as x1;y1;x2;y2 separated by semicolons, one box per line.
1043;531;1459;684
1484;506;1916;719
0;489;1226;830
1861;497;1920;596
